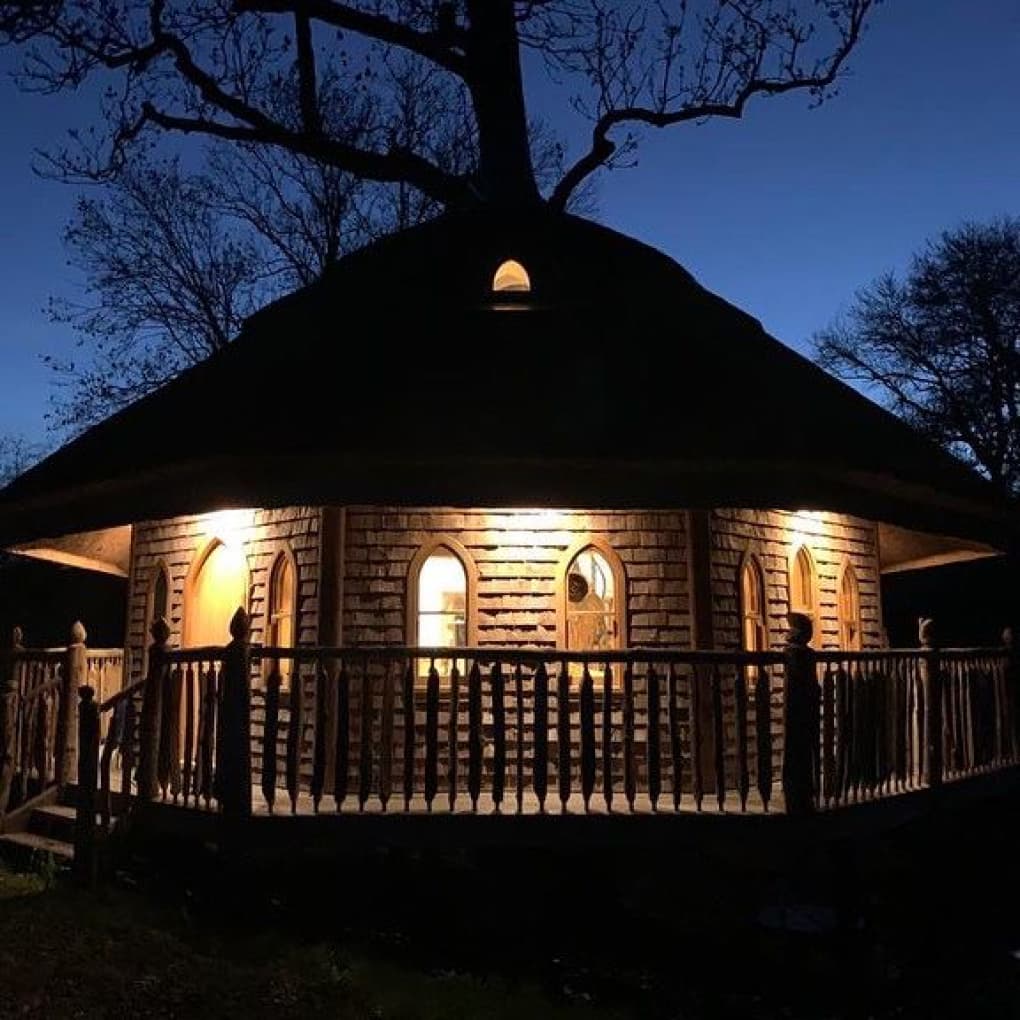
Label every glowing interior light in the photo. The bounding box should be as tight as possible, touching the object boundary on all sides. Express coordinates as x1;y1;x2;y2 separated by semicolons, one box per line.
492;259;531;293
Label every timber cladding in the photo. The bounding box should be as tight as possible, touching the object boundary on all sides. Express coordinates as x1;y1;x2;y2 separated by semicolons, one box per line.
126;507;322;679
341;508;692;649
709;508;884;650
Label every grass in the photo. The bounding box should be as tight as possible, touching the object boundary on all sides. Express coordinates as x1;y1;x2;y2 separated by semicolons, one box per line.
4;792;1020;1019
0;862;625;1020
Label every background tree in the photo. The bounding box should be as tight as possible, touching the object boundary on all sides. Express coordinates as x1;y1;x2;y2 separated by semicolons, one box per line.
0;435;39;486
1;1;875;209
815;218;1020;496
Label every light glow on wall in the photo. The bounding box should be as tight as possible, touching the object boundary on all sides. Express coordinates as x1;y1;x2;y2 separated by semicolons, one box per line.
204;508;255;551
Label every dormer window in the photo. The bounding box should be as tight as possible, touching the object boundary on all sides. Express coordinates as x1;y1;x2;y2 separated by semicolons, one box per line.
492;259;530;294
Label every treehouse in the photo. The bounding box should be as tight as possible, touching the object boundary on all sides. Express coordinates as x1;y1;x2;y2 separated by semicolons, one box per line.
0;207;1017;863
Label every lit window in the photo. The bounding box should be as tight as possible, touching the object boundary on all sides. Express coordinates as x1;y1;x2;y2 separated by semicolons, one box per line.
492;259;531;293
565;547;620;653
789;545;817;646
417;548;467;652
266;551;297;688
838;563;862;651
739;555;767;653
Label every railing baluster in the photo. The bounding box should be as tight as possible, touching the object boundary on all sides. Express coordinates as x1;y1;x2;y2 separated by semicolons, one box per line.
121;695;137;804
287;664;304;814
157;664;175;802
623;663;636;813
491;662;505;813
468;662;482;812
533;662;549;812
198;662;217;809
182;663;195;807
557;663;570;812
262;668;281;814
580;663;595;812
712;665;725;812
448;662;460;811
668;665;682;812
755;665;772;813
821;665;835;808
312;659;328;813
357;659;373;812
647;665;662;812
402;661;414;811
425;661;439;811
334;660;350;811
602;663;614;812
379;659;395;812
514;663;525;815
691;666;704;812
732;665;747;813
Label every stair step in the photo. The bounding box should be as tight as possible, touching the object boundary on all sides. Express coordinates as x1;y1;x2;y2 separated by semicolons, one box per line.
29;804;78;843
0;831;74;862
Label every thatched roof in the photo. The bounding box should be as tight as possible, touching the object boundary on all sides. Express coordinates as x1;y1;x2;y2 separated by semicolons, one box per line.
1;207;1015;548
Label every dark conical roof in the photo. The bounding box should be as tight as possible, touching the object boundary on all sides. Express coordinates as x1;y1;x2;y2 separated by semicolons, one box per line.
1;206;1015;547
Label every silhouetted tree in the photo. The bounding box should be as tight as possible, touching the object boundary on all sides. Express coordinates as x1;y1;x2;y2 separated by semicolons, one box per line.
2;1;875;209
816;218;1020;495
43;51;589;431
0;435;39;486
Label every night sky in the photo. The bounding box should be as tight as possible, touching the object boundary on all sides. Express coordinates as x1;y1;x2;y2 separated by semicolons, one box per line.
1;1;1018;444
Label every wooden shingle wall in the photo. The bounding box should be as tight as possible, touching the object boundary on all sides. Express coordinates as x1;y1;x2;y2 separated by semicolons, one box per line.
341;508;692;649
126;507;322;677
709;509;884;650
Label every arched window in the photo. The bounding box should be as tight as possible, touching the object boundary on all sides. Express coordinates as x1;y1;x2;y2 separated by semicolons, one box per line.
408;542;474;680
266;550;297;688
148;562;170;627
739;554;768;653
492;259;531;293
789;545;817;644
562;544;624;653
183;539;248;648
789;546;816;615
838;561;862;651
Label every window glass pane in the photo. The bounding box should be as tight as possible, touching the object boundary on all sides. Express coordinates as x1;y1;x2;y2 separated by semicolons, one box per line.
791;547;814;613
740;558;766;653
152;569;168;623
417;550;467;648
839;566;860;650
566;548;617;653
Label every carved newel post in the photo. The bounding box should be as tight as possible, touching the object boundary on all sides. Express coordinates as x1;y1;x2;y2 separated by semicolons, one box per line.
74;685;99;887
137;617;171;801
218;608;252;822
0;627;23;820
920;618;943;789
783;612;817;816
56;621;87;785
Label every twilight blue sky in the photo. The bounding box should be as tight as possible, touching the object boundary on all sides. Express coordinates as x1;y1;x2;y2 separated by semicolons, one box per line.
1;1;1018;444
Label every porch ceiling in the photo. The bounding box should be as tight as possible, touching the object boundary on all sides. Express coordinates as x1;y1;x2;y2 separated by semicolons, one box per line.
877;522;1002;575
7;525;132;578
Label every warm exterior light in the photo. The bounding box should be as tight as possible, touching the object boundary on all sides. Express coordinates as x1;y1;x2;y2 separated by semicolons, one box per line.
492;259;530;293
205;508;254;548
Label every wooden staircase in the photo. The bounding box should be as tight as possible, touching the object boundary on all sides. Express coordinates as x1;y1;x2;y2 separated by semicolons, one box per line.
0;789;78;867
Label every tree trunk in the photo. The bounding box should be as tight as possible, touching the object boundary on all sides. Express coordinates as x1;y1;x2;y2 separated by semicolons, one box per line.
465;0;539;207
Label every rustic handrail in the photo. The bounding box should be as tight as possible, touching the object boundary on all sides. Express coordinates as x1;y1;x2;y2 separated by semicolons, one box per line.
99;678;145;714
162;644;1009;665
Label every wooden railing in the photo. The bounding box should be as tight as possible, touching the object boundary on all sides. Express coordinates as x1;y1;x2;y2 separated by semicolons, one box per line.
93;610;1018;830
